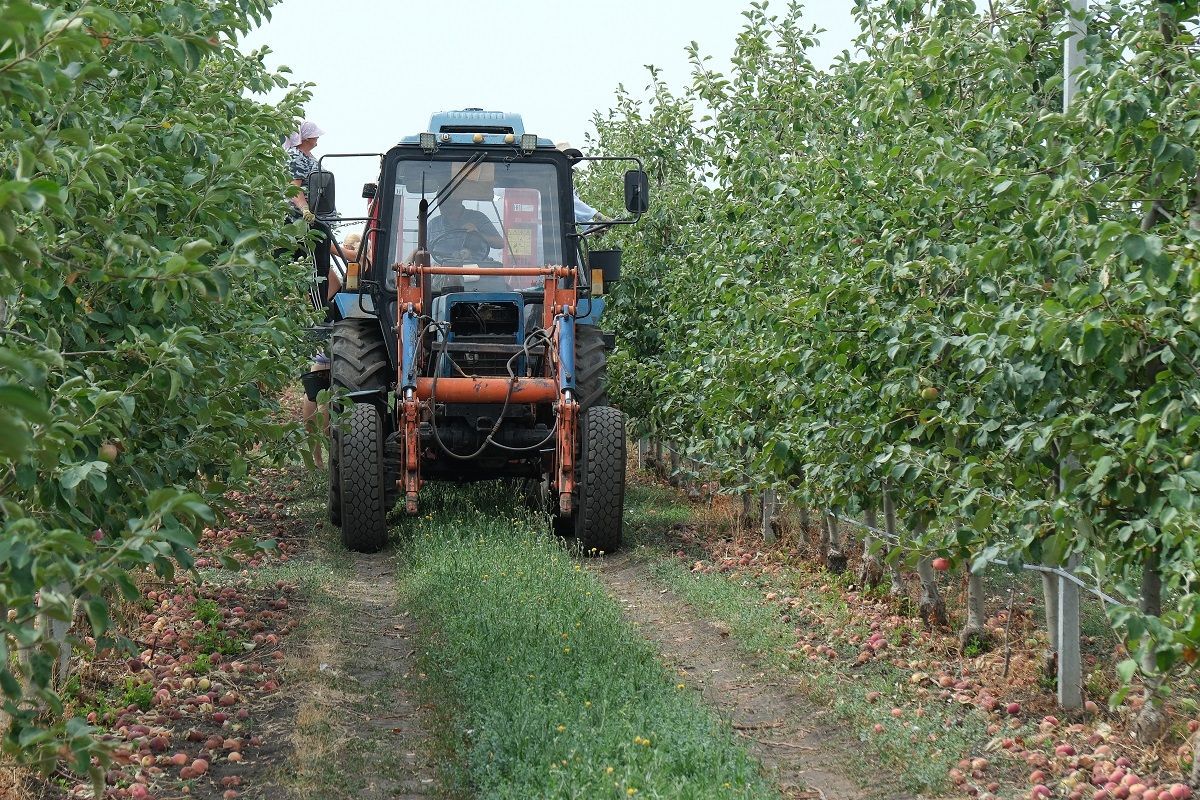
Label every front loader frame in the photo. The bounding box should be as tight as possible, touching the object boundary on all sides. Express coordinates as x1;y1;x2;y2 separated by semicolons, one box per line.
394;261;581;516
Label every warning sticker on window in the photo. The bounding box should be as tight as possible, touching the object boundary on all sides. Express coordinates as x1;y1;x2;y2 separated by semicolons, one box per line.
508;228;533;258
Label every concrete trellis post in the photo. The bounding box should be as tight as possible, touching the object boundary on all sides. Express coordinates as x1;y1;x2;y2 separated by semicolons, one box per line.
761;489;777;544
1053;0;1086;710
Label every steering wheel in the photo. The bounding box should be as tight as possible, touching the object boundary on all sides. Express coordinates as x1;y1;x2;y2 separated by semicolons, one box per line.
428;228;492;264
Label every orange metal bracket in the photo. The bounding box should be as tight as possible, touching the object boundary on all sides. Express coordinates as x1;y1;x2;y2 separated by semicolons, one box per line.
556;397;578;515
402;392;420;513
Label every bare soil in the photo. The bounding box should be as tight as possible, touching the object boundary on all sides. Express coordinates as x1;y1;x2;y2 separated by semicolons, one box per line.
591;552;877;800
277;548;440;800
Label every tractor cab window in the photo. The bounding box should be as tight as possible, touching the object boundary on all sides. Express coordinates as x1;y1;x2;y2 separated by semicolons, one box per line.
388;157;564;295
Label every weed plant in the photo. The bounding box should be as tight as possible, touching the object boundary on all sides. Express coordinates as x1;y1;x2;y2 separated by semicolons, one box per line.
399;483;779;799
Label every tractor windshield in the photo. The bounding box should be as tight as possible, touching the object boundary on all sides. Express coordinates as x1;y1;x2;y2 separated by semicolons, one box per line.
387;156;565;294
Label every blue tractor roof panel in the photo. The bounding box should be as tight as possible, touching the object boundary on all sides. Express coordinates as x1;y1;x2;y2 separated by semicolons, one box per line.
397;109;556;148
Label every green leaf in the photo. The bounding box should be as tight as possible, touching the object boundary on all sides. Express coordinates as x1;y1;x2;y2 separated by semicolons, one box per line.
1123;233;1147;261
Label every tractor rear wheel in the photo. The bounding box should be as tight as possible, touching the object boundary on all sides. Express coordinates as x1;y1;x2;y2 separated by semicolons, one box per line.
331;319;390;391
338;402;389;553
328;319;397;528
328;443;341;526
574;324;608;412
574;405;626;555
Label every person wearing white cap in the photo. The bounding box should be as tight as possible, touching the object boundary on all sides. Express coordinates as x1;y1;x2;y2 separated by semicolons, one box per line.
285;119;328;223
285;119;337;468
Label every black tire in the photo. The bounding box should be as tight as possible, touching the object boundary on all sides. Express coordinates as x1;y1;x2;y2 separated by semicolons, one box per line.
574;406;626;555
331;319;390;392
575;324;608;412
328;319;396;526
339;403;389;553
328;437;341;526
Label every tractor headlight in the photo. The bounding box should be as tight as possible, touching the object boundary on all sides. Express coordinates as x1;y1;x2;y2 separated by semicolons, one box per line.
419;132;437;153
520;133;538;154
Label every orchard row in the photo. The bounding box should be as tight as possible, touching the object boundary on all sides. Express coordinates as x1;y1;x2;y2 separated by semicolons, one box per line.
582;0;1200;748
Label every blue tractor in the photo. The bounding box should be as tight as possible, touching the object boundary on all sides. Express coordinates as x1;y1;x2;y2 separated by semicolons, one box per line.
306;109;648;553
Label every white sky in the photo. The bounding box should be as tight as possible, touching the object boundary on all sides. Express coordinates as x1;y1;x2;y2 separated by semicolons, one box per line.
241;0;859;221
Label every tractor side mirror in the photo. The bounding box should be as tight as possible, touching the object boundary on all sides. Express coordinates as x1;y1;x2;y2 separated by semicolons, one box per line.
307;169;337;217
362;182;377;199
623;169;649;215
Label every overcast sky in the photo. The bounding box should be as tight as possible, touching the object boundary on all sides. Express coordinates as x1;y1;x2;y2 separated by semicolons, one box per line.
241;0;859;221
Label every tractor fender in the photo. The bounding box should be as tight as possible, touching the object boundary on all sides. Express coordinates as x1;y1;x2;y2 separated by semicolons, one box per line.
345;388;387;407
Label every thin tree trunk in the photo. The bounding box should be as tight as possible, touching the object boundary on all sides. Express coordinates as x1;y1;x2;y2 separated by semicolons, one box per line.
818;508;830;559
960;572;991;653
668;447;681;487
1041;569;1060;680
911;521;947;626
1135;548;1168;742
916;558;948;627
882;487;905;597
1191;727;1200;786
823;510;846;573
859;506;885;589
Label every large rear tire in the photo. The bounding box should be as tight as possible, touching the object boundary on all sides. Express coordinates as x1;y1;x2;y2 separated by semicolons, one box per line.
339;403;389;553
574;406;626;555
328;440;341;526
331;319;390;392
574;324;608;412
328;319;396;528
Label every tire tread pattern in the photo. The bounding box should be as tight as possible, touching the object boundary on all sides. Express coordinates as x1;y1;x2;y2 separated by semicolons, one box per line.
339;403;388;553
575;406;625;554
574;324;608;412
328;319;398;527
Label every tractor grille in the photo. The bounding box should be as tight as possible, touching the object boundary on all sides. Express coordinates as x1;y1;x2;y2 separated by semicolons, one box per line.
449;301;519;337
446;336;513;377
446;302;522;377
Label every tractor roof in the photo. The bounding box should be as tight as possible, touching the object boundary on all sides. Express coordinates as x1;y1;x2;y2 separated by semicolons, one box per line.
397;108;556;149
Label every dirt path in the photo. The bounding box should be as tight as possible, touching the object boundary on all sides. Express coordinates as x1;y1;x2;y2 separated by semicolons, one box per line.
591;552;872;800
279;547;441;800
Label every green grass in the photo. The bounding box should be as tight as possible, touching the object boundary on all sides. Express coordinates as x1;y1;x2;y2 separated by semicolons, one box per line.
399;483;780;800
119;676;154;711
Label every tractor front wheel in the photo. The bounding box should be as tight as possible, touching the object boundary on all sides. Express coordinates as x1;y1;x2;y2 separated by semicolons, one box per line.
338;402;389;553
573;405;626;555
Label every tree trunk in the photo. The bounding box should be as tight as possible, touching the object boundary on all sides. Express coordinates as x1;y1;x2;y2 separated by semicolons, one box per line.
916;556;948;627
859;506;885;589
1041;569;1060;680
741;492;753;530
882;488;905;597
1134;549;1168;742
1191;727;1200;787
668;447;681;487
960;572;991;654
824;510;847;573
652;440;663;475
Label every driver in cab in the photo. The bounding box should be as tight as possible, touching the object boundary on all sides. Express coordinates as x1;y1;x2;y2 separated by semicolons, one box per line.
427;197;504;261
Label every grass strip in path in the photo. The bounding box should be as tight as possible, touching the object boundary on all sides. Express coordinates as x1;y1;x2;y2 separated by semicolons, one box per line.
399;484;780;800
